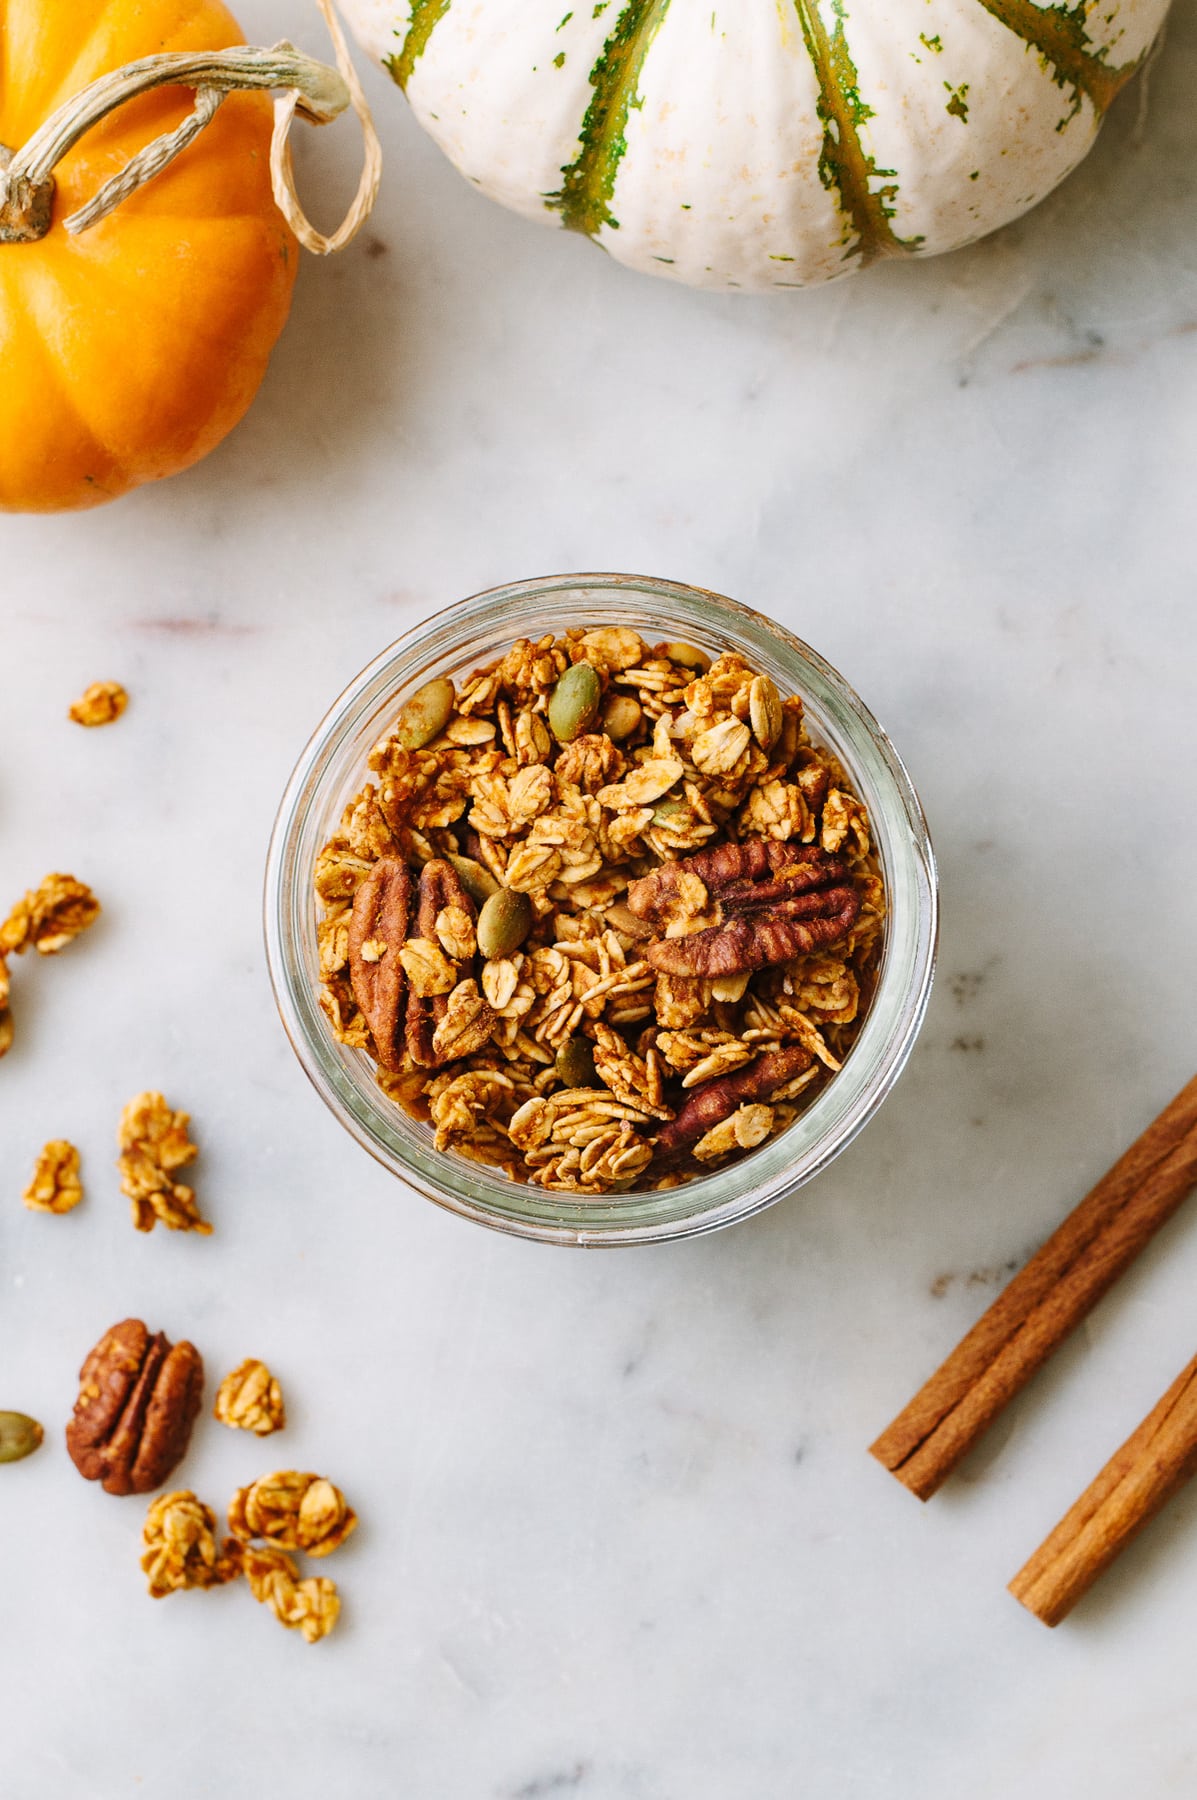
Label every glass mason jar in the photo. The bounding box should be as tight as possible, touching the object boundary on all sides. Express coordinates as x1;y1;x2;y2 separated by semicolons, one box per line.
265;574;937;1247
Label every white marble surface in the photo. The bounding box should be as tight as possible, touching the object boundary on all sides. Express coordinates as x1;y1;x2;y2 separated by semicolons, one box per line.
3;6;1197;1796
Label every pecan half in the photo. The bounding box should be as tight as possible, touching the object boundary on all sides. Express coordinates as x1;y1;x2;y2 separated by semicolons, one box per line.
404;860;476;1068
348;857;413;1071
628;839;860;977
66;1319;203;1496
655;1045;814;1155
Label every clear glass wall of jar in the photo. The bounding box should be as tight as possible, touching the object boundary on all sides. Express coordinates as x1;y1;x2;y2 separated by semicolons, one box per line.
265;574;937;1246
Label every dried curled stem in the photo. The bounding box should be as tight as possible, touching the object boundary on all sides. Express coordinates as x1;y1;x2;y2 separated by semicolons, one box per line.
0;0;378;252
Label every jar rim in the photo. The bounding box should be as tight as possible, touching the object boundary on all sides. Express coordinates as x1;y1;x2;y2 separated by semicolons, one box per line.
264;573;937;1246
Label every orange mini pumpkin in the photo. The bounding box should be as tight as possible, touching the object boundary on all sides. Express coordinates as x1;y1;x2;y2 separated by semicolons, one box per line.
0;0;311;511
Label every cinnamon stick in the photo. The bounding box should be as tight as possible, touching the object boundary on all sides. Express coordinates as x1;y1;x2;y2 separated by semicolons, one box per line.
1009;1353;1197;1626
870;1074;1197;1499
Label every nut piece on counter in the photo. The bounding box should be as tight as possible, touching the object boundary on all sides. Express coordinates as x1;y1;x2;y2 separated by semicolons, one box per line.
116;1091;211;1235
68;681;128;728
22;1140;84;1214
0;954;12;1059
0;874;100;957
66;1318;204;1496
214;1359;286;1436
228;1471;357;1558
241;1543;340;1644
0;1411;44;1464
141;1490;242;1597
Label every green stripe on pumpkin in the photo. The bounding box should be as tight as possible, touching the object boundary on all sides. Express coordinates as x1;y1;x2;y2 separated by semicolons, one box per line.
794;0;921;265
546;0;671;236
972;1;1142;114
384;0;453;90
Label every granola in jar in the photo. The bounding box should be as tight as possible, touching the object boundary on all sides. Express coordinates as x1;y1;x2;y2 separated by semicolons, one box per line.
314;632;884;1194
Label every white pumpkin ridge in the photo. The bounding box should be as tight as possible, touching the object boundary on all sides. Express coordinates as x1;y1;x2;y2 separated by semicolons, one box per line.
344;0;1171;291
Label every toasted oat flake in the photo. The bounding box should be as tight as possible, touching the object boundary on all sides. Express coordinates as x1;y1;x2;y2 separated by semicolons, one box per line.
69;681;128;728
398;938;457;996
314;633;884;1194
694;1104;774;1161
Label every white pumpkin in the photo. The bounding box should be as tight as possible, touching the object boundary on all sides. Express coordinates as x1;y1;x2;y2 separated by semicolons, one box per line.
345;0;1169;292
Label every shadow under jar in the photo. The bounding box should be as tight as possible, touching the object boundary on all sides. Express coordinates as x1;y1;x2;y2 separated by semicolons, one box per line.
265;574;937;1246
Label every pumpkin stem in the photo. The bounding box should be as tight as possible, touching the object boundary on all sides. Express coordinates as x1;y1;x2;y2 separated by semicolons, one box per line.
0;145;55;244
0;0;379;253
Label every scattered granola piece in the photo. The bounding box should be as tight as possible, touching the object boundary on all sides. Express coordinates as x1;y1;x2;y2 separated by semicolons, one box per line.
23;1140;83;1214
228;1471;357;1558
69;681;128;728
116;1092;211;1235
0;874;100;957
141;1491;241;1597
214;1359;286;1436
241;1542;340;1643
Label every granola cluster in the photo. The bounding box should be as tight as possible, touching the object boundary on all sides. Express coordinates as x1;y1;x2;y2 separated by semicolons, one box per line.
0;874;100;1057
1;873;100;957
139;1491;342;1642
68;681;128;728
214;1359;286;1436
23;1140;84;1214
239;1542;340;1644
117;1091;211;1235
315;630;884;1194
141;1491;241;1597
228;1471;357;1557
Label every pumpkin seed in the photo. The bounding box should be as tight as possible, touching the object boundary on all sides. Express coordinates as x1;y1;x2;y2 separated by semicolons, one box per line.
548;662;601;743
661;642;710;672
601;693;642;742
748;675;782;750
651;796;691;829
446;853;500;906
0;1411;43;1464
556;1037;597;1089
477;887;533;960
396;677;455;751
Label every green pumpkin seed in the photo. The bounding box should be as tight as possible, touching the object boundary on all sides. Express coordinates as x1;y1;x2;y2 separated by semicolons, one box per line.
446;854;500;906
396;677;455;751
749;675;782;750
651;796;691;829
601;693;642;742
548;663;601;743
0;1411;43;1464
477;887;533;960
555;1037;597;1089
661;642;710;672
